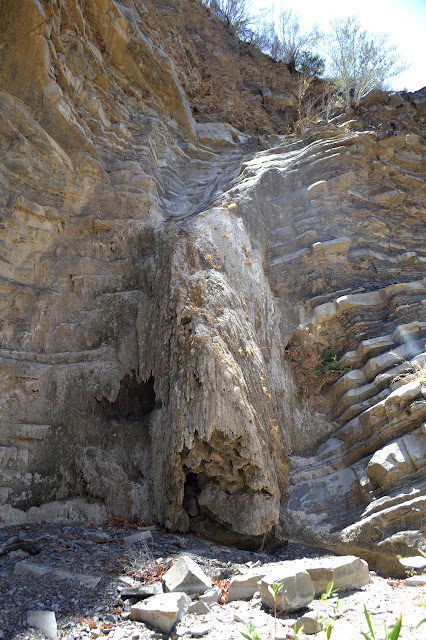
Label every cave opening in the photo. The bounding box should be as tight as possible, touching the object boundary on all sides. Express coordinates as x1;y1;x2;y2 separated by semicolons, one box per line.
96;373;157;422
183;471;201;518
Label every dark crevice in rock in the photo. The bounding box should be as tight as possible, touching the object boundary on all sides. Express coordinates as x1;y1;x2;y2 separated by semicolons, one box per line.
96;374;157;423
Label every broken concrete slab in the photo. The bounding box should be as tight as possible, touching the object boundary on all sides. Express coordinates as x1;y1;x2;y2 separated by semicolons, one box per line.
130;592;191;634
49;567;101;588
162;555;212;595
229;555;370;602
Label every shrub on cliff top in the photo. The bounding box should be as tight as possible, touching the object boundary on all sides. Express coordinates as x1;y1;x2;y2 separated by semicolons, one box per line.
324;16;408;106
204;0;261;39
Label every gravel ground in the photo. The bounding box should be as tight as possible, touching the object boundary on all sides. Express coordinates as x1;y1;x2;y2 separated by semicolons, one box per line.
0;522;424;640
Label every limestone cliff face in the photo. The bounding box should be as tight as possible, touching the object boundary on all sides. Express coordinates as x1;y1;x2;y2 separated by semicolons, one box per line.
0;0;425;573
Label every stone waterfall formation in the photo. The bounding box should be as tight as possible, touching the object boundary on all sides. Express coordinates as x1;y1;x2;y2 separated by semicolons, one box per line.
0;0;425;576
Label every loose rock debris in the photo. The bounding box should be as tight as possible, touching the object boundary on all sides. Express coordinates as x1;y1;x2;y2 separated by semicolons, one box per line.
0;522;425;640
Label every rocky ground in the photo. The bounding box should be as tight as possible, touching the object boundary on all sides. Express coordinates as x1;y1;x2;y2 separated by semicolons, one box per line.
0;522;425;640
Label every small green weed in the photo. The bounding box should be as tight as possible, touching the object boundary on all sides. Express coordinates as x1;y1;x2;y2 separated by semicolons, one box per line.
240;582;296;640
320;582;340;639
321;581;339;601
286;345;345;395
272;582;284;638
361;605;402;640
240;621;260;640
312;348;340;375
293;622;305;639
417;603;426;629
325;618;333;640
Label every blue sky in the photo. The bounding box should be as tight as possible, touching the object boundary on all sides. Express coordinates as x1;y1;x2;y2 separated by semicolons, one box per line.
252;0;426;91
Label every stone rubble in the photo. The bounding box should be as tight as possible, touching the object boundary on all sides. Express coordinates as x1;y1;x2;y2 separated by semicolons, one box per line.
1;522;425;640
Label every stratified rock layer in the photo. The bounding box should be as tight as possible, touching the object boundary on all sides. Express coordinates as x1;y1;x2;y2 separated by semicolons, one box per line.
0;0;425;573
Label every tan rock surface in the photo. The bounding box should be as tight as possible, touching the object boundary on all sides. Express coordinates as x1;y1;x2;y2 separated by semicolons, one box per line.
0;0;425;573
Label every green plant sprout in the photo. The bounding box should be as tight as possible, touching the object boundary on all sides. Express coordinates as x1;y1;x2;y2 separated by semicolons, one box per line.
240;620;260;640
417;603;426;629
312;349;340;376
239;581;404;640
272;581;284;639
361;605;402;640
321;581;339;601
319;582;340;639
240;582;299;640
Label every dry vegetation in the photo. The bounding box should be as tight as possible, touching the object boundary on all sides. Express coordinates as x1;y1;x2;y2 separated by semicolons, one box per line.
285;345;344;395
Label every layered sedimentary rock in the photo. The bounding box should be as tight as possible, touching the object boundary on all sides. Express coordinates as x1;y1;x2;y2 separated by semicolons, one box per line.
0;0;424;573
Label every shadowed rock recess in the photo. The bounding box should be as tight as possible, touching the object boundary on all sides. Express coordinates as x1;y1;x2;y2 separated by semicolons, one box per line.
0;0;424;575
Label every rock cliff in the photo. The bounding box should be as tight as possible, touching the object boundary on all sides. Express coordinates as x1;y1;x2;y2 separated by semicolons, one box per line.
0;0;425;575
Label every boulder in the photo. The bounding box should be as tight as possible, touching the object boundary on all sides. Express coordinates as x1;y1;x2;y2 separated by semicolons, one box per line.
26;611;58;640
187;599;210;614
301;556;369;596
405;575;426;586
119;582;163;600
228;568;268;601
195;122;249;146
259;568;315;612
407;87;426;116
367;441;414;488
261;87;273;104
130;592;191;634
85;530;110;543
295;611;323;635
271;92;297;108
199;586;222;603
162;555;212;595
123;530;153;545
399;555;426;570
359;89;389;106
